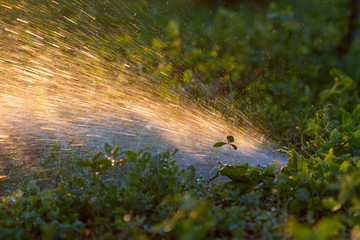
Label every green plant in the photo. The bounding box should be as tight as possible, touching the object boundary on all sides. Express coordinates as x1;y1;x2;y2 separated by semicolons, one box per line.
213;135;238;163
2;0;360;238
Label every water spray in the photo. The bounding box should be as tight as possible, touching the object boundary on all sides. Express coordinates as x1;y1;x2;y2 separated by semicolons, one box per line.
0;1;285;178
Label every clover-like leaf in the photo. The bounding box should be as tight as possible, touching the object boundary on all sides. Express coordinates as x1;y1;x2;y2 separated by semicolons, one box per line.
226;136;234;143
230;144;237;150
213;142;226;147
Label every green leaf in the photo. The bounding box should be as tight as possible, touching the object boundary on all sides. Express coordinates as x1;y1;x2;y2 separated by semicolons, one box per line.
287;220;313;239
322;198;340;211
289;199;306;212
172;149;179;156
166;19;179;36
294;188;310;202
210;167;220;181
213;142;226;147
162;151;171;159
352;104;360;121
151;38;166;49
341;109;352;125
315;136;325;147
340;160;356;173
126;150;137;162
95;159;112;170
220;164;250;182
112;146;120;155
338;188;353;204
186;165;197;184
76;160;92;167
288;143;294;151
288;150;302;173
104;142;112;155
92;151;102;162
183;70;193;85
226;136;234;143
230;144;237;150
330;129;339;143
338;75;353;87
263;164;276;177
316;217;342;240
304;120;317;136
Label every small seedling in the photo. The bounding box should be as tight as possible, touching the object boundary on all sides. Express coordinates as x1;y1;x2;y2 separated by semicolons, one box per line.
213;135;237;150
213;135;238;163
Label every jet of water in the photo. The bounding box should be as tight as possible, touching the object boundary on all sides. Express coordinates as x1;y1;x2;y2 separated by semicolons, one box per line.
0;1;285;178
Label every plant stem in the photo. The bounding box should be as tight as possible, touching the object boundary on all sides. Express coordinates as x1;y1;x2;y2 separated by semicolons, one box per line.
228;145;237;164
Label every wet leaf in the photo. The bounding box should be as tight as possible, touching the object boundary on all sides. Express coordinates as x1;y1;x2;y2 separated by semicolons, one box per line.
126;150;137;162
104;142;112;155
230;144;237;150
226;136;234;143
213;142;226;147
112;146;120;155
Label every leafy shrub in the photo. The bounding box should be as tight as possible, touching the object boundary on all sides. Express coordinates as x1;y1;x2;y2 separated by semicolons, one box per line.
2;0;360;238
